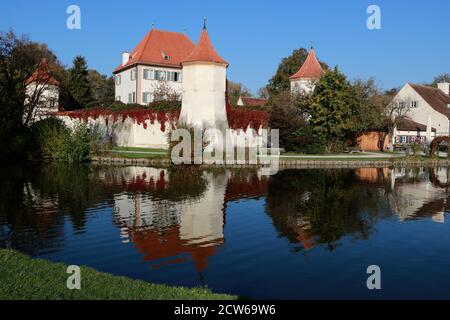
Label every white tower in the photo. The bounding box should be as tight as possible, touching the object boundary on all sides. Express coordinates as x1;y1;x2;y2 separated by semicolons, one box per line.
290;47;324;95
180;21;229;130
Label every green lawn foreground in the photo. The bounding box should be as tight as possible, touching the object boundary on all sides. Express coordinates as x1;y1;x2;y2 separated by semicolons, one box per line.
0;249;236;300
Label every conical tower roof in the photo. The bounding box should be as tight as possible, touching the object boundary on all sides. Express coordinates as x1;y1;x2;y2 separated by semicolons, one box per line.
290;48;324;80
182;24;228;65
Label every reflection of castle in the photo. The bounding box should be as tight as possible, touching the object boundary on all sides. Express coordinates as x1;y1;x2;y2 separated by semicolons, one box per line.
388;167;450;223
112;167;227;273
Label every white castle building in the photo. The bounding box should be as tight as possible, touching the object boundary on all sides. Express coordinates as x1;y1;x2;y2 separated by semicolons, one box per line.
113;28;196;105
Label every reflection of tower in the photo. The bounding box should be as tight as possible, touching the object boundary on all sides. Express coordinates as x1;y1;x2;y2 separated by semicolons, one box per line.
113;167;228;274
179;172;227;246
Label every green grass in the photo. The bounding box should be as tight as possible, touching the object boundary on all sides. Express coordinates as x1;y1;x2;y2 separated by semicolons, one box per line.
0;249;236;300
106;146;169;159
112;153;168;159
112;146;168;153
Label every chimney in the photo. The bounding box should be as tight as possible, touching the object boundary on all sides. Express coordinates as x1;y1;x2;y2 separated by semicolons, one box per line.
438;82;450;95
122;52;130;66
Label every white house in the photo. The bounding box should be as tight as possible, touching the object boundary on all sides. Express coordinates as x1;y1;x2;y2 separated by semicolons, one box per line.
113;29;195;105
392;82;450;143
25;58;60;120
290;48;325;95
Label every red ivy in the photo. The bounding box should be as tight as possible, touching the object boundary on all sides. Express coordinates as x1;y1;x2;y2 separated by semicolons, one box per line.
226;107;269;131
54;109;180;132
54;104;268;132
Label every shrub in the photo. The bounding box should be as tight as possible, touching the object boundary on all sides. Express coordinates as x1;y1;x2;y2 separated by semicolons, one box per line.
31;117;69;160
269;90;317;153
31;118;101;163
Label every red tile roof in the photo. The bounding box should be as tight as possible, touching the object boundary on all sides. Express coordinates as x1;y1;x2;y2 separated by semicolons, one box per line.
289;48;325;80
25;59;60;86
182;28;228;65
239;97;268;106
114;29;195;73
409;83;450;118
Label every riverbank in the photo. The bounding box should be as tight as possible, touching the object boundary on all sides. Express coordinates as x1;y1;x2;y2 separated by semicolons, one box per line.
0;249;236;300
92;155;450;169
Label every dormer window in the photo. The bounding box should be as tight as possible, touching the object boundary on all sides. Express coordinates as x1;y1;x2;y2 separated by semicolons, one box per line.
161;51;170;61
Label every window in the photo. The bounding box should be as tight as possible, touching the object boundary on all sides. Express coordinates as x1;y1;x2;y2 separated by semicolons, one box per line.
143;69;155;80
142;92;152;104
411;101;419;108
155;70;166;81
162;51;170;61
131;69;136;81
128;92;136;104
398;101;405;108
167;71;181;82
115;75;121;85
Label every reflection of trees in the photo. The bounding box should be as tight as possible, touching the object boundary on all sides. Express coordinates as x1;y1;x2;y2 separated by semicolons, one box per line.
266;169;393;251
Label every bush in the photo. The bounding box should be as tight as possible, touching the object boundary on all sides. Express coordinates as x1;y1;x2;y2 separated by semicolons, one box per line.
104;100;181;112
269;91;318;153
31;117;101;163
31;117;69;160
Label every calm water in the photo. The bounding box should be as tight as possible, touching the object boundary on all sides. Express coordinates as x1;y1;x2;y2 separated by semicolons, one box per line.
1;164;450;299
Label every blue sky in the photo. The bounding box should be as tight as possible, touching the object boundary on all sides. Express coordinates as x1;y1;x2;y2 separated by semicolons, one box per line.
1;0;449;93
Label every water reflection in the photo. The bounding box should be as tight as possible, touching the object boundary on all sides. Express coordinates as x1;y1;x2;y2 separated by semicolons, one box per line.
1;164;450;292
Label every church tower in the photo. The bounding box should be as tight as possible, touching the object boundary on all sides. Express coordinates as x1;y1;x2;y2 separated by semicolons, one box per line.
290;47;324;95
180;20;229;130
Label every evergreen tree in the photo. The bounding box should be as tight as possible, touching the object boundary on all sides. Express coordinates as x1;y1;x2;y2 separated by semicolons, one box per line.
68;56;94;109
306;67;355;152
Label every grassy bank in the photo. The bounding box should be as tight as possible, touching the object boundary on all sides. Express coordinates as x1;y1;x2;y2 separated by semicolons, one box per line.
0;249;236;300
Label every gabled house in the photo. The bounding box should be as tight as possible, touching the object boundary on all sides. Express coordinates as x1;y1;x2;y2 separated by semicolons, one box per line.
113;29;195;105
392;82;450;143
290;47;325;95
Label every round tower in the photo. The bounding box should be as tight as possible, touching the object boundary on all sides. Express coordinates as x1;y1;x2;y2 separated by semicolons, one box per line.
180;21;229;130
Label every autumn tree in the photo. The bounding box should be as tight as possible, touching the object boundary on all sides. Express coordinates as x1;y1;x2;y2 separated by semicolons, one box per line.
227;80;252;106
257;87;269;99
269;90;314;152
0;30;65;159
87;70;115;107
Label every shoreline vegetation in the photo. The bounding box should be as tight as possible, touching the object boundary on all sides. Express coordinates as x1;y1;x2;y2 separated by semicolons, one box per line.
0;249;236;300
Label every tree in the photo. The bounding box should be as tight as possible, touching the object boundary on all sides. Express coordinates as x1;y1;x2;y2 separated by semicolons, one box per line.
87;70;114;107
377;91;413;151
304;67;355;152
227;80;252;106
431;73;450;87
0;30;64;159
348;79;398;151
269;90;315;152
257;87;269;99
267;47;328;98
67;56;94;109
